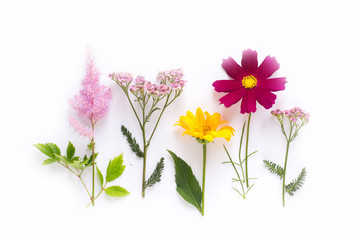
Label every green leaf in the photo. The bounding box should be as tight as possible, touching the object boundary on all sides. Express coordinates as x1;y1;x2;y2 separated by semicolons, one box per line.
69;159;83;170
66;141;75;160
263;160;284;179
167;150;202;212
34;143;60;159
286;168;307;196
145;107;160;123
121;125;144;158
54;154;70;164
104;186;130;197
42;158;57;165
96;166;104;187
144;157;164;189
106;154;126;182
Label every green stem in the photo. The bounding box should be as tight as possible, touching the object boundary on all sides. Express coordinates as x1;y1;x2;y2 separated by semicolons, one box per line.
224;145;245;199
141;96;147;198
201;144;207;216
91;119;95;206
57;162;91;199
282;139;291;207
86;182;107;207
245;112;251;188
146;92;172;146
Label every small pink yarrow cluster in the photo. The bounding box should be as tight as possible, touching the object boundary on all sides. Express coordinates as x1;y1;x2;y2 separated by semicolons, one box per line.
157;69;186;90
70;57;112;138
109;68;185;97
271;107;310;124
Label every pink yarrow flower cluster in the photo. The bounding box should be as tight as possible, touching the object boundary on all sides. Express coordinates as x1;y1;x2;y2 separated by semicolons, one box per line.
271;107;310;124
70;56;112;139
157;69;186;90
109;69;185;97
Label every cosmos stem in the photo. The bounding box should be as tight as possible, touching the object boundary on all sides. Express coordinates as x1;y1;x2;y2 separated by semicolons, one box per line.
245;112;251;188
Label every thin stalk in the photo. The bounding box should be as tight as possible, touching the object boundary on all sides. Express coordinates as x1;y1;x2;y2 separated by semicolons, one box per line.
86;182;108;207
140;95;147;198
201;144;207;216
224;145;245;199
91;119;95;206
57;162;91;198
245;112;251;188
282;125;293;207
146;92;172;146
238;122;246;181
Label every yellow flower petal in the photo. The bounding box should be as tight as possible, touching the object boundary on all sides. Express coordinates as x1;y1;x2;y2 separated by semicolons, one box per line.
174;107;235;143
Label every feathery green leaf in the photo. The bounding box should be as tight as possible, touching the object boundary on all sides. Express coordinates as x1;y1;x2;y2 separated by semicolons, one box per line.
286;168;306;196
264;160;284;179
145;157;164;189
121;125;144;158
145;107;160;123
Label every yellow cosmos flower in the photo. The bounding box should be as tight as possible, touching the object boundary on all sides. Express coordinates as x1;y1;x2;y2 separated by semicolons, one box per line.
175;107;235;142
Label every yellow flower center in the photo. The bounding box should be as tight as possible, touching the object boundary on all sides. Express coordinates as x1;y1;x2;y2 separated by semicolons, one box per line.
242;75;257;89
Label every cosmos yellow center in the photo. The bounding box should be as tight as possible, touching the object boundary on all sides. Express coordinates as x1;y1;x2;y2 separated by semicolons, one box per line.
242;75;257;89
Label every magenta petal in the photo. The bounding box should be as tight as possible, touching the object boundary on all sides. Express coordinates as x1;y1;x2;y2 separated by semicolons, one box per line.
254;87;277;109
240;90;257;114
241;49;258;74
221;57;246;80
212;80;242;92
219;88;245;108
257;56;280;79
258;77;287;92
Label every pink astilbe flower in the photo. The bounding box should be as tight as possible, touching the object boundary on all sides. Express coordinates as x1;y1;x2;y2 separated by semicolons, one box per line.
70;56;112;137
69;117;94;139
213;49;287;114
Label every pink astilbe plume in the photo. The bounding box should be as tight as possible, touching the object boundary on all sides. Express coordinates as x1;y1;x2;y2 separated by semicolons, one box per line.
69;117;94;139
70;55;112;137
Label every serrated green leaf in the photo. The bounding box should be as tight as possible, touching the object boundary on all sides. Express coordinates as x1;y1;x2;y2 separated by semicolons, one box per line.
54;154;70;164
66;141;75;160
69;160;83;170
106;154;126;182
96;166;104;187
42;158;57;165
167;150;202;212
104;186;130;197
34;143;60;159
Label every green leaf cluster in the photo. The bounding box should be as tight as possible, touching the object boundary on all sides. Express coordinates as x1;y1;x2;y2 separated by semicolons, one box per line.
285;168;306;196
144;157;164;189
168;150;202;213
96;154;130;198
121;125;144;158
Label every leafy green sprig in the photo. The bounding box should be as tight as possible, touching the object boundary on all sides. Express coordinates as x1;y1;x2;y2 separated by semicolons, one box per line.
34;142;129;206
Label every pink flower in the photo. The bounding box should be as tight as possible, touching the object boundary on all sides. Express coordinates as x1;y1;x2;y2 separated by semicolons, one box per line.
213;49;287;114
69;117;94;139
70;55;112;137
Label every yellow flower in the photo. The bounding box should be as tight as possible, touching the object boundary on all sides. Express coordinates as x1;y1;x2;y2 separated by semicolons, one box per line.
175;107;235;142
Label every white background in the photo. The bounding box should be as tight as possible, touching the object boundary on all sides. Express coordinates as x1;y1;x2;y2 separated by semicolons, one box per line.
1;0;359;239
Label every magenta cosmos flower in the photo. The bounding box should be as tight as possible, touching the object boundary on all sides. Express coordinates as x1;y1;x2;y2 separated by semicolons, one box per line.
212;49;287;114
